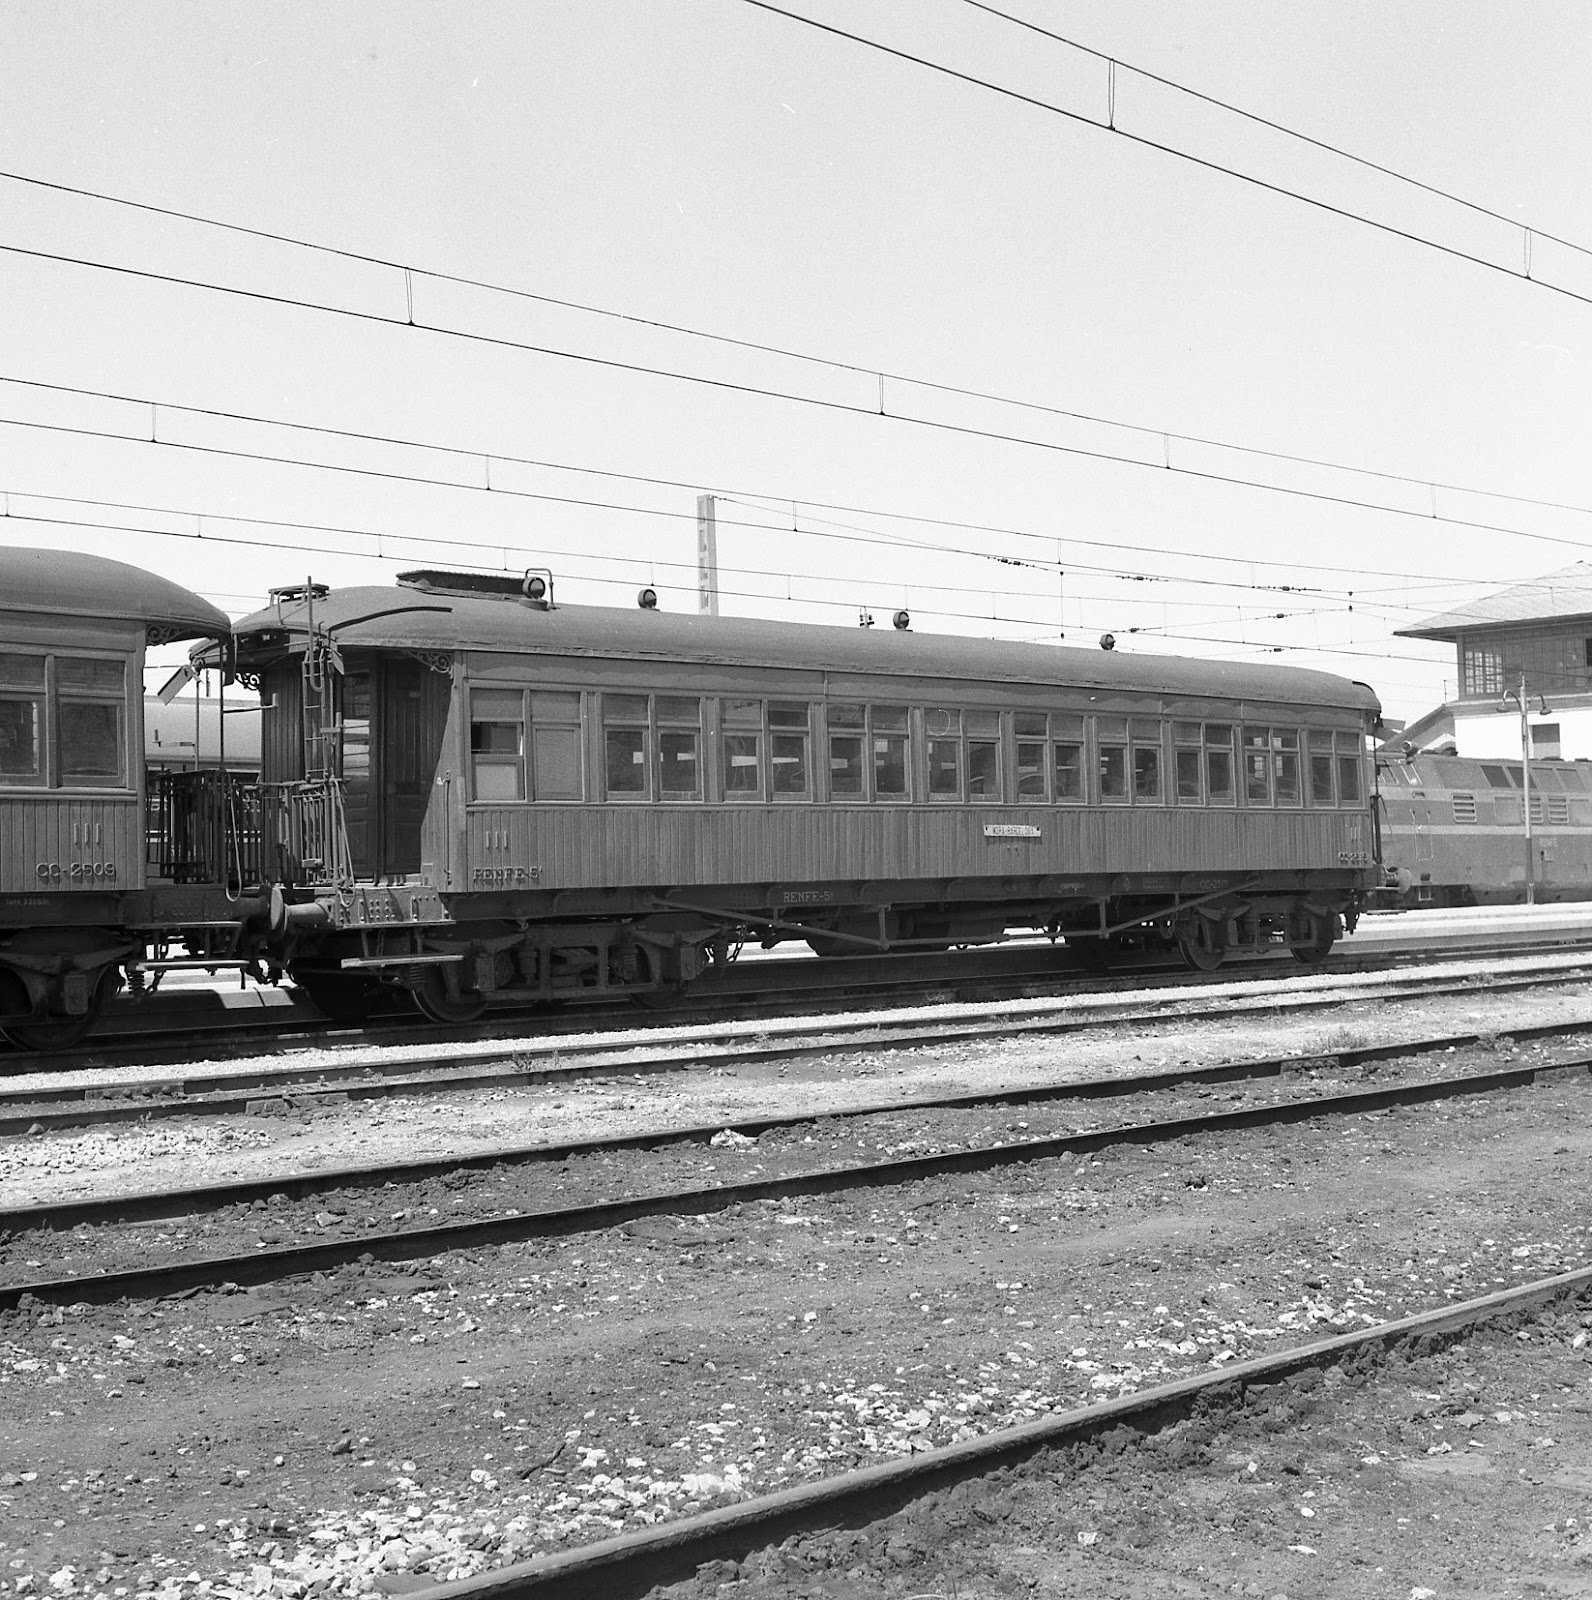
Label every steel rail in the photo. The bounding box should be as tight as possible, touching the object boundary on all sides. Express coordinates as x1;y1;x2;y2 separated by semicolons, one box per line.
4;1054;1585;1311
416;1265;1592;1600
7;963;1592;1137
6;1024;1592;1234
7;924;1592;1076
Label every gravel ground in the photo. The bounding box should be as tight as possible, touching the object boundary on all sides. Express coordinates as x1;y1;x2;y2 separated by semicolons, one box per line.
651;1302;1592;1599
2;971;1592;1597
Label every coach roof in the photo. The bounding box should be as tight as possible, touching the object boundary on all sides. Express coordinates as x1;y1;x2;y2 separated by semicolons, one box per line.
0;544;231;640
232;580;1380;713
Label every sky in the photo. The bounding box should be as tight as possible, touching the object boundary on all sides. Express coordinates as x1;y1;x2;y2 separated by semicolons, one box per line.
1;0;1590;722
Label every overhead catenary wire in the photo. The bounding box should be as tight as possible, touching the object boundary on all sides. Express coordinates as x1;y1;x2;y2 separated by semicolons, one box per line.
962;0;1592;267
3;170;1592;536
740;0;1592;310
4;367;1592;596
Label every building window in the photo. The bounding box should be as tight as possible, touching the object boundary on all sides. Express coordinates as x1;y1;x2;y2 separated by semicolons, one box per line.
1462;645;1503;698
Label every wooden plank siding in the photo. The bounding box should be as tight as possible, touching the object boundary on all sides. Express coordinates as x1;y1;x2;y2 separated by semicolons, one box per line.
463;803;1369;894
0;795;144;894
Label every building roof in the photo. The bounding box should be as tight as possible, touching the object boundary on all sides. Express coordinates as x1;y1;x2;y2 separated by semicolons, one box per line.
0;544;231;641
1396;563;1592;641
231;574;1382;715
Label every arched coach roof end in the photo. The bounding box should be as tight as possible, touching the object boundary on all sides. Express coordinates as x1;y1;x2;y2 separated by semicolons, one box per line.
0;545;230;641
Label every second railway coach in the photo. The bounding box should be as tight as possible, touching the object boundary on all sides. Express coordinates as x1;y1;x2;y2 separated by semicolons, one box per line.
219;569;1383;1022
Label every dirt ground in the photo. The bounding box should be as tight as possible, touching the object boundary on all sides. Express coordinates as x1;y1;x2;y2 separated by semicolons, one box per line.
2;975;1592;1598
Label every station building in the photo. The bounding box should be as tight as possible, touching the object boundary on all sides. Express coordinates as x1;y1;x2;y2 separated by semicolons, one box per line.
1393;564;1592;761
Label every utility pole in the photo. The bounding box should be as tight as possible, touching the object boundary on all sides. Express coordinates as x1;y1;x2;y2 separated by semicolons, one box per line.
696;494;719;616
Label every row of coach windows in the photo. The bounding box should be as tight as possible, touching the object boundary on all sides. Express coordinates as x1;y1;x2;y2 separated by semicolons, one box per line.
469;690;1365;808
0;652;126;789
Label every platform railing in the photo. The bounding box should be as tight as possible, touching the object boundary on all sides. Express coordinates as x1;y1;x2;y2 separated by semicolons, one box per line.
146;770;263;891
257;776;354;888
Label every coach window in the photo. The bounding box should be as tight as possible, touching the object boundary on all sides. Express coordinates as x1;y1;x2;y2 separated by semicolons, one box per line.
828;703;865;797
603;693;650;798
57;657;126;788
1335;732;1364;804
1272;728;1301;805
1097;715;1128;803
873;705;911;799
1307;732;1335;807
1173;722;1202;802
1205;725;1236;805
1015;713;1047;800
722;697;764;799
769;701;810;798
1052;713;1085;802
966;709;1000;801
0;653;45;786
1243;727;1272;804
657;696;701;800
1130;718;1163;803
530;692;584;800
927;708;961;798
470;688;525;800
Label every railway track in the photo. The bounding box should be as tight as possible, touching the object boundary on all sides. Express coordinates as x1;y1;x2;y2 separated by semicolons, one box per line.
7;913;1592;1077
5;1040;1585;1309
411;1265;1592;1600
8;948;1592;1133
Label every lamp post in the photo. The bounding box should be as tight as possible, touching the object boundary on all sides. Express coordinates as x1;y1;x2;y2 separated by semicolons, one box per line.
1500;673;1552;906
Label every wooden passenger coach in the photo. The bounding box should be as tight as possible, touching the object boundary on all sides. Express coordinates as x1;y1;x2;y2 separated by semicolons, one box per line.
0;546;253;1046
228;569;1382;1022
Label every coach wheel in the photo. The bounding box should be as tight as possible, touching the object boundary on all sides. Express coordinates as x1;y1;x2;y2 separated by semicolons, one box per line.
1176;921;1226;973
1290;913;1341;966
414;966;489;1024
291;969;381;1026
3;968;117;1053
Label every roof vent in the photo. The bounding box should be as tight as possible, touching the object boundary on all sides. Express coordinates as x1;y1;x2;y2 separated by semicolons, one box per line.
638;587;658;610
521;569;555;611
